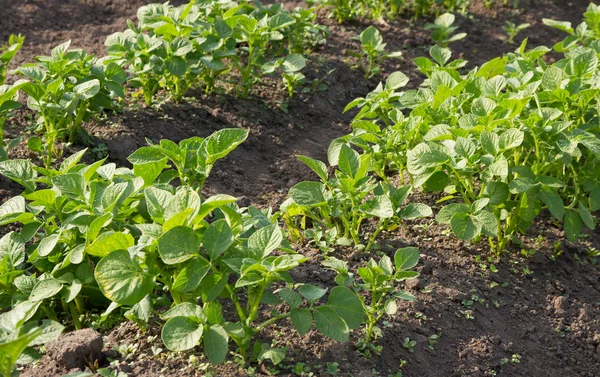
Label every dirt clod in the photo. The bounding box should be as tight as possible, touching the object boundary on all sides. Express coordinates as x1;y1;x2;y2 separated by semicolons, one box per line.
46;329;103;370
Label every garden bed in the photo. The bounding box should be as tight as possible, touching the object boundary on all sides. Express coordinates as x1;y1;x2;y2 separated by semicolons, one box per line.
1;1;599;376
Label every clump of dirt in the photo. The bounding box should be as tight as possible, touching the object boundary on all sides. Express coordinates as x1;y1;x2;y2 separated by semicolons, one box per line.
46;328;103;370
21;329;103;377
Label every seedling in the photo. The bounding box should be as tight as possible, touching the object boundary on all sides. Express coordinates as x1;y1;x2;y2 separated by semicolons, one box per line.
323;247;420;343
402;337;416;353
502;21;530;44
424;13;467;47
350;26;402;79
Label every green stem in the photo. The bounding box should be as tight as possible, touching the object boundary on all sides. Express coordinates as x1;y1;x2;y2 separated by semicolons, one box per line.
69;301;82;329
366;218;387;252
255;312;290;332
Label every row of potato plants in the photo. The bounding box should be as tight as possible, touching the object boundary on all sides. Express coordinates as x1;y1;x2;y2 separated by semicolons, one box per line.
283;4;600;255
310;0;514;23
0;0;328;169
0;127;421;375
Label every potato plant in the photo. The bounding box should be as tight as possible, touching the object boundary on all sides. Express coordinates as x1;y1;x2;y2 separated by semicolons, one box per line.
342;38;600;252
282;139;431;251
349;26;402;79
0;129;247;330
13;41;125;166
106;0;324;103
0;127;367;366
323;247;419;344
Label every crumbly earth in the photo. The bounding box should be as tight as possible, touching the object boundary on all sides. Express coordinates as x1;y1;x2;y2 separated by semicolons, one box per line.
3;1;599;376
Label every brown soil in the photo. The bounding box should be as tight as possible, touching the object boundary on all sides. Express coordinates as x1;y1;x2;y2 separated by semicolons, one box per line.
4;1;600;377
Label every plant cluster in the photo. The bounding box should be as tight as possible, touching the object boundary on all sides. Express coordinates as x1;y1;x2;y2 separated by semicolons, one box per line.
0;1;328;171
340;19;600;251
349;26;402;79
13;41;126;166
104;0;328;103
0;127;374;371
282;131;432;252
311;0;472;23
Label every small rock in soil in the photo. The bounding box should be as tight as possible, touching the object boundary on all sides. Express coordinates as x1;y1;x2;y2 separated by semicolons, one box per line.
551;296;569;312
46;328;103;370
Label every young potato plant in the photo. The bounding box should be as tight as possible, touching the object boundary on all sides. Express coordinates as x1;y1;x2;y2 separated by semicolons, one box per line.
502;21;530;44
341;31;600;252
424;13;467;47
233;11;298;97
250;2;329;54
322;247;419;348
13;41;125;166
0;34;24;86
262;54;306;97
155;222;364;364
0;129;247;332
0;303;64;377
282;139;431;252
349;26;402;79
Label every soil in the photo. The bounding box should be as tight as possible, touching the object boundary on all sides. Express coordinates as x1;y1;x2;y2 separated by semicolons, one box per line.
3;0;600;377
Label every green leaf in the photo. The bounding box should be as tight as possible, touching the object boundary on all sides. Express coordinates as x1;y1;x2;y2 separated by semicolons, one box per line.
577;203;595;230
589;187;600;211
398;203;432;220
474;210;499;237
282;54;306;73
289;181;327;206
450;213;482;240
299;284;327;303
435;203;470;224
172;258;210;293
290;308;312;336
326;286;364;330
73;79;100;100
161;303;206;322
257;347;287;366
363;195;394;218
485;182;509;205
86;232;134;257
29;279;63;302
158;226;201;265
203;128;249;164
313;306;349;342
278;288;302;308
125;295;153;331
52;174;85;198
337;144;360;178
564;210;582;242
95;250;155;306
37;233;60;257
454;137;476;158
203;219;233;260
480;131;499;155
204;324;229;364
162;317;203;351
386;71;409;90
538;187;564;220
394;247;420;270
247;224;282;258
499;129;524;150
297;156;328;182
